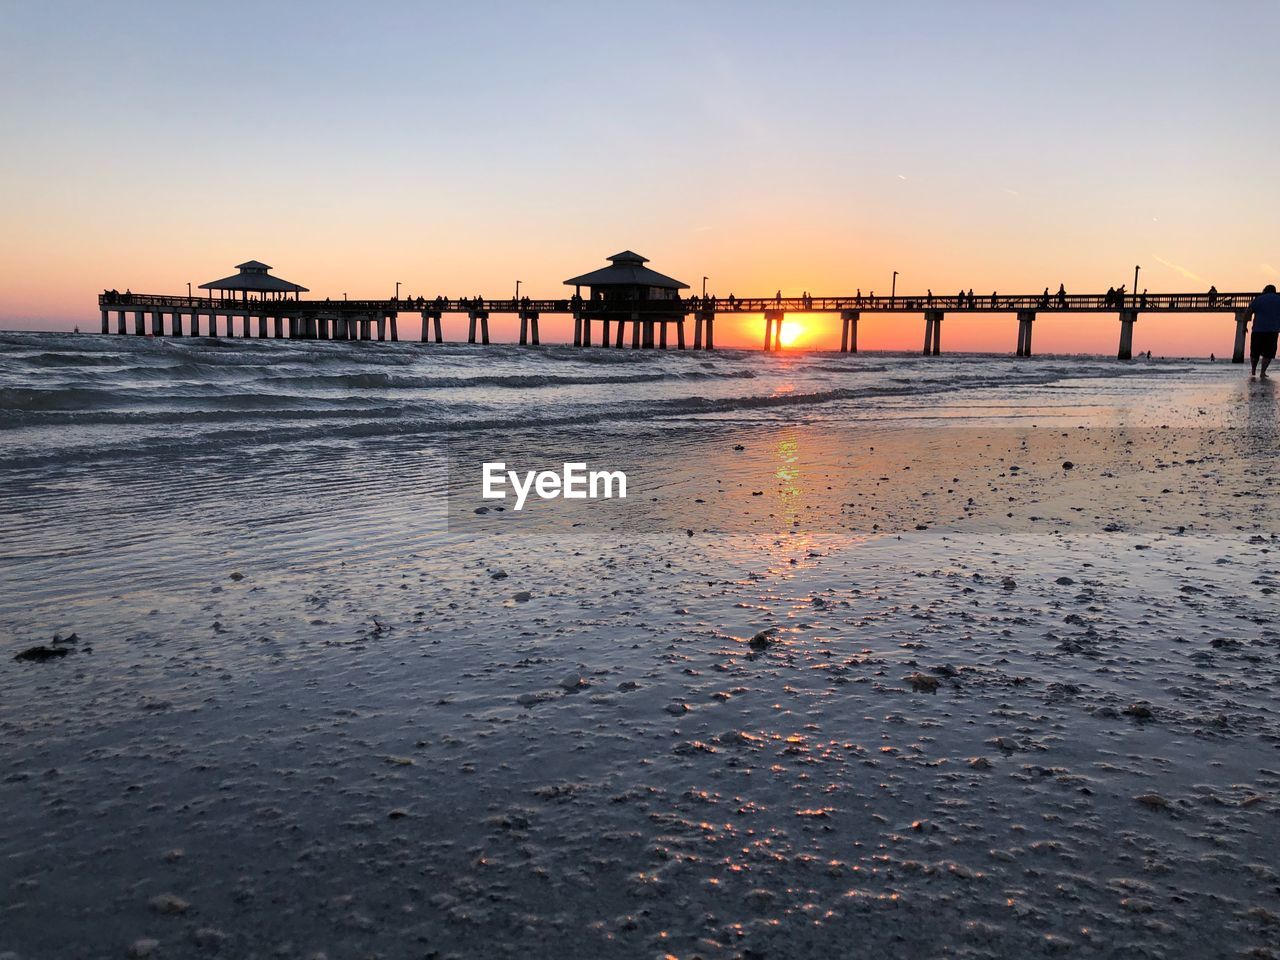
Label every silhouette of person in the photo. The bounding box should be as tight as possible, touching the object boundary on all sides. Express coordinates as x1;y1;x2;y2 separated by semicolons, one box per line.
1056;283;1067;308
1208;284;1218;307
1248;283;1280;379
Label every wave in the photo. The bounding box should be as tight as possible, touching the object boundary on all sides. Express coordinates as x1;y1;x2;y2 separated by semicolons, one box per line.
257;369;758;390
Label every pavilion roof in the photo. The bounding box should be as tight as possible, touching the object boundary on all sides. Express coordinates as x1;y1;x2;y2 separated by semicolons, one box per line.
199;260;308;293
564;251;688;290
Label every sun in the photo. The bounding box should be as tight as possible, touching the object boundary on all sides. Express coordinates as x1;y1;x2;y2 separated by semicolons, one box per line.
778;320;802;347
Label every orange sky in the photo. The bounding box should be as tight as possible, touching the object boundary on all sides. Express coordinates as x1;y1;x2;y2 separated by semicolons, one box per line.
2;2;1277;356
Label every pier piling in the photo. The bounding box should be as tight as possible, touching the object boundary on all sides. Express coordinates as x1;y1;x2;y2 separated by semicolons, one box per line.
1232;309;1248;363
840;310;859;353
1015;310;1036;357
1117;309;1137;360
764;310;784;351
923;310;943;355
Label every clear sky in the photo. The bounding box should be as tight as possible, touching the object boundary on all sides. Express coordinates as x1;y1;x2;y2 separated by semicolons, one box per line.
2;0;1277;354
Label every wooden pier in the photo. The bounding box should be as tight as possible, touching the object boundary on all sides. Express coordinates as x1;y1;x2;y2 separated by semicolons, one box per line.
96;257;1264;361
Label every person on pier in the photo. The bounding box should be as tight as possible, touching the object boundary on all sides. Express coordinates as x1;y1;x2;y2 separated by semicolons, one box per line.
1248;283;1280;379
1056;283;1067;308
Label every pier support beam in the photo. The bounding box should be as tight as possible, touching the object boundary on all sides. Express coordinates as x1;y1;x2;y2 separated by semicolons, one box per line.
117;310;127;335
631;316;641;349
100;309;109;334
191;313;201;336
614;318;624;348
241;314;251;338
1117;309;1137;360
659;322;668;349
923;310;943;355
599;317;610;347
376;316;386;341
705;313;715;350
693;315;703;349
1233;308;1249;363
467;310;489;344
581;315;591;347
133;311;145;335
1016;310;1036;357
519;310;540;346
676;319;686;349
764;310;784;351
389;314;398;341
150;311;164;336
171;312;183;337
572;313;582;347
257;315;267;338
840;310;859;353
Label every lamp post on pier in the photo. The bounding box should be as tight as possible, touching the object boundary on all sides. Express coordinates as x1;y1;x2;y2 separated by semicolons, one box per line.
515;280;522;301
1133;265;1140;308
395;281;401;301
187;282;192;298
892;271;898;306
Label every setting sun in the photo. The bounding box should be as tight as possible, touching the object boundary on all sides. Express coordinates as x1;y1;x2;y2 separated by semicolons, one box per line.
778;319;803;347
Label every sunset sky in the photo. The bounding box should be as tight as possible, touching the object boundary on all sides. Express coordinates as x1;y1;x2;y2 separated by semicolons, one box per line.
2;0;1277;354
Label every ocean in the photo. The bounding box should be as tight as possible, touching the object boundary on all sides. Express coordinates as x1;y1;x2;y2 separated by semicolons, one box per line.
2;331;1278;959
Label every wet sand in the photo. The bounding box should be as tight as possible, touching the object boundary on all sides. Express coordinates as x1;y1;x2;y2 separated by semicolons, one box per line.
2;367;1279;959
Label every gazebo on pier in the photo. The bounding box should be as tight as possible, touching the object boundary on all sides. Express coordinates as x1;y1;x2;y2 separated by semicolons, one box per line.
199;260;308;302
564;251;699;348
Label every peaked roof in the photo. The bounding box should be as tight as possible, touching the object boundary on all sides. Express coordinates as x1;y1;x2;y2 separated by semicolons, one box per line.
564;251;688;290
200;260;308;292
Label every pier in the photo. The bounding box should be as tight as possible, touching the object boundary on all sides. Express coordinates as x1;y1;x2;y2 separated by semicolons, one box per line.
97;256;1263;361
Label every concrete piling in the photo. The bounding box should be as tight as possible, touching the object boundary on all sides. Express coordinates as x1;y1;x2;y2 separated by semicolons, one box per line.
1233;308;1248;363
1016;310;1035;357
840;310;859;353
1117;309;1137;360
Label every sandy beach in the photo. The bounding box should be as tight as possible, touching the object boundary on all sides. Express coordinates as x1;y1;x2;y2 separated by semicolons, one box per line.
1;333;1277;959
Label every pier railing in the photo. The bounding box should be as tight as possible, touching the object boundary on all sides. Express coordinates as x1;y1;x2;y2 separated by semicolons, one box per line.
98;291;1258;314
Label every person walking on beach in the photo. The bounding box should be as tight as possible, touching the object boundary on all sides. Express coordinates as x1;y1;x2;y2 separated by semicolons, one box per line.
1248;283;1280;379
